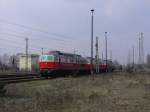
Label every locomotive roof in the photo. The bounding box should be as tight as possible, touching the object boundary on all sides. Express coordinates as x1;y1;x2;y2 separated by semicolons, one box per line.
47;51;81;57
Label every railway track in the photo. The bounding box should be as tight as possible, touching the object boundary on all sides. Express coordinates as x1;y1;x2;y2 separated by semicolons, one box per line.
0;73;41;94
0;73;42;96
0;73;40;85
0;71;149;85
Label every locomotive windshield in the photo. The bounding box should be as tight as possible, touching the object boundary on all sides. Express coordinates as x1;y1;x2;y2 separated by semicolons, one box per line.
40;55;58;61
47;55;54;60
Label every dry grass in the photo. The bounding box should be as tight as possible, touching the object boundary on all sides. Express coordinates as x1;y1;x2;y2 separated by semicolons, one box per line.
0;72;150;112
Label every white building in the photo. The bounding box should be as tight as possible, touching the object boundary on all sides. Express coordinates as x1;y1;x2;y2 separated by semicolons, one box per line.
18;54;39;72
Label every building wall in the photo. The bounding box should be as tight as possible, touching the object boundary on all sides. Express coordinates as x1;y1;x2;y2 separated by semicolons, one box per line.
19;56;32;71
19;54;39;72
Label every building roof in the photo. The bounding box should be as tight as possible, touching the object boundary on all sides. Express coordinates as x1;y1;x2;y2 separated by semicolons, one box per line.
18;54;39;57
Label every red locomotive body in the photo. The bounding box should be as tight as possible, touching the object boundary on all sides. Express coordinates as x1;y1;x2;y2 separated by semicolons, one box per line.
39;51;114;77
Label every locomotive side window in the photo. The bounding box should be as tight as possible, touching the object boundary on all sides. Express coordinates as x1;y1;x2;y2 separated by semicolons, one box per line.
54;56;59;61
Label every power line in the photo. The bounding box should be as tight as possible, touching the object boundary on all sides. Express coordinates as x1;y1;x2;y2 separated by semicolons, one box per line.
0;26;87;44
0;36;43;49
0;31;71;43
0;32;25;39
0;19;75;40
0;36;85;56
0;46;23;50
0;33;74;48
0;41;25;49
0;38;24;45
0;31;82;47
0;32;88;56
0;28;89;53
0;39;42;51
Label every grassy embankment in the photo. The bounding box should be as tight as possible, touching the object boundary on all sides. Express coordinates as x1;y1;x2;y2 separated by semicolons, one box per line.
0;72;150;112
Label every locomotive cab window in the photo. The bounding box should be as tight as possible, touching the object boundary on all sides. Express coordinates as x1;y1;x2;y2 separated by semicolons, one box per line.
40;55;59;62
47;55;59;61
40;55;47;61
47;55;54;61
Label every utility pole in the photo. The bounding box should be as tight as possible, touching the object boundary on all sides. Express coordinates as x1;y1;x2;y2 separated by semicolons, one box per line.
139;37;141;65
128;50;131;66
105;32;108;72
90;9;94;75
141;32;144;66
132;46;134;69
95;36;99;73
41;48;44;55
25;37;29;72
138;32;144;68
102;52;103;61
110;50;112;61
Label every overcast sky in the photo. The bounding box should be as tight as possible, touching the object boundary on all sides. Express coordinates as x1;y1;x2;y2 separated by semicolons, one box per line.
0;0;150;64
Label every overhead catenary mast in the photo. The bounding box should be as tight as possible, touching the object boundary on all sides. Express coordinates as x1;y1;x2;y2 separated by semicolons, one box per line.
139;37;141;65
105;32;108;72
25;37;29;71
110;50;112;61
95;36;99;73
138;32;144;68
41;48;44;55
102;52;103;61
132;46;135;68
90;9;94;75
141;32;144;65
128;50;131;66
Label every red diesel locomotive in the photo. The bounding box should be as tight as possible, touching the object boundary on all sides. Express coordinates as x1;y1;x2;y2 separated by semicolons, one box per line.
39;51;114;77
